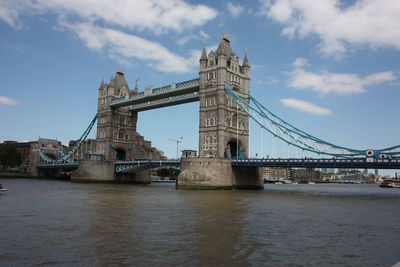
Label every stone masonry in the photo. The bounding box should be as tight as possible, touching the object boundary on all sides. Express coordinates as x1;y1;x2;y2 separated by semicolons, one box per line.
198;34;250;158
95;68;164;161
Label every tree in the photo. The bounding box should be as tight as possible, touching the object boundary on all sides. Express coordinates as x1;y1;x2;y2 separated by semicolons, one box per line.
0;144;22;169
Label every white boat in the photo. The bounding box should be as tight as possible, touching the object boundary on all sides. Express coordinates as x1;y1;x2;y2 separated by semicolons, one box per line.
308;181;315;185
0;184;7;192
379;179;400;188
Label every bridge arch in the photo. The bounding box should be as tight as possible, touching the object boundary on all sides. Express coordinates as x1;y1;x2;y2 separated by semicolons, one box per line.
226;139;244;159
44;153;57;160
114;148;126;161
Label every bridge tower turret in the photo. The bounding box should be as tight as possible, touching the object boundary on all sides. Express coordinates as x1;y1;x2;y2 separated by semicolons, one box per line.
96;68;138;161
198;34;250;158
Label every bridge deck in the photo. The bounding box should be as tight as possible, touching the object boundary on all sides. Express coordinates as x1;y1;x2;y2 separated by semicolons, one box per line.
33;158;400;173
115;160;181;173
36;163;79;170
232;158;400;169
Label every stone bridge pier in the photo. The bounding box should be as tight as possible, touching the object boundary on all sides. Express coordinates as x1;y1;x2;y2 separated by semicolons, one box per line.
71;161;151;183
177;158;263;190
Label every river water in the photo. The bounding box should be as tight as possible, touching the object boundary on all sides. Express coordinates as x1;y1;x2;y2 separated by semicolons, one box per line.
1;179;399;266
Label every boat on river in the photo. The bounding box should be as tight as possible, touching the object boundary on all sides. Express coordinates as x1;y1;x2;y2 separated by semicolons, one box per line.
0;184;7;193
379;179;400;188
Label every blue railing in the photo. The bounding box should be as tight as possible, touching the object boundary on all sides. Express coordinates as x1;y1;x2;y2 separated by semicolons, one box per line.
115;160;181;173
232;158;400;169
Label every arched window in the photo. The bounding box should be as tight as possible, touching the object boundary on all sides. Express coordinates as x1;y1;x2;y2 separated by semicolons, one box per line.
212;134;217;150
232;114;238;128
118;129;125;139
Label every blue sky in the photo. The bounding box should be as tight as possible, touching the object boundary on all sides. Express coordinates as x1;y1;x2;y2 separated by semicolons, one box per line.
0;0;399;162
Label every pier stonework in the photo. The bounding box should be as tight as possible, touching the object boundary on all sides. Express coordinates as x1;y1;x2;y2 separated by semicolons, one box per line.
71;161;115;182
71;161;151;183
177;157;263;190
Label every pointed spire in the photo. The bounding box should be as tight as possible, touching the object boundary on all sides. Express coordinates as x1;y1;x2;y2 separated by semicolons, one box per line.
243;51;250;67
200;47;207;61
216;33;234;57
114;68;130;92
133;78;139;94
99;78;105;89
109;74;115;86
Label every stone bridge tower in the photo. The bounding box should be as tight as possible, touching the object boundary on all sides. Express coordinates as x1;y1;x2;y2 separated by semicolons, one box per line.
96;68;164;162
96;68;138;161
198;34;250;158
178;38;261;189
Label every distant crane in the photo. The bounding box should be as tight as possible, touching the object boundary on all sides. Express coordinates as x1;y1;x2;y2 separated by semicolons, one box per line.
167;137;183;159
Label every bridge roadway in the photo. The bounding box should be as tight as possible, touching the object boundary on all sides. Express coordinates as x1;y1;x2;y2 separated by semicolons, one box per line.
34;157;400;173
115;158;400;172
115;160;181;173
232;158;400;169
36;163;78;170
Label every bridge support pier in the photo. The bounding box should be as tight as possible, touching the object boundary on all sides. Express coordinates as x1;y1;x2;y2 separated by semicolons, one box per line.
71;161;115;182
177;158;263;190
115;170;150;184
71;160;151;183
232;166;264;189
27;166;39;177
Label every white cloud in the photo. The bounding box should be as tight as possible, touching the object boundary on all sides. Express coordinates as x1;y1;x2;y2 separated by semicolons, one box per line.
259;0;400;57
0;0;24;30
292;57;309;68
281;98;331;115
227;2;244;17
0;0;217;34
0;96;20;106
199;30;210;39
188;44;218;68
0;0;218;73
64;22;192;73
177;30;210;46
288;68;396;95
255;76;279;85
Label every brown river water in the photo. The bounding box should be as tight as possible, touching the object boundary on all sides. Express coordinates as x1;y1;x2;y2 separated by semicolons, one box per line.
1;179;400;266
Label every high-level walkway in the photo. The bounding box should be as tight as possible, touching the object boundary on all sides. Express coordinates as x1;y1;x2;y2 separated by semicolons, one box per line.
110;79;200;111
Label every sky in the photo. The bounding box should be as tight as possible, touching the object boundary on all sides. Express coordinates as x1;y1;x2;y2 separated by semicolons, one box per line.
0;0;400;166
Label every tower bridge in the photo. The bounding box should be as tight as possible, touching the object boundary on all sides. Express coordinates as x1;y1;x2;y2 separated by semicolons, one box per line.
30;34;400;189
